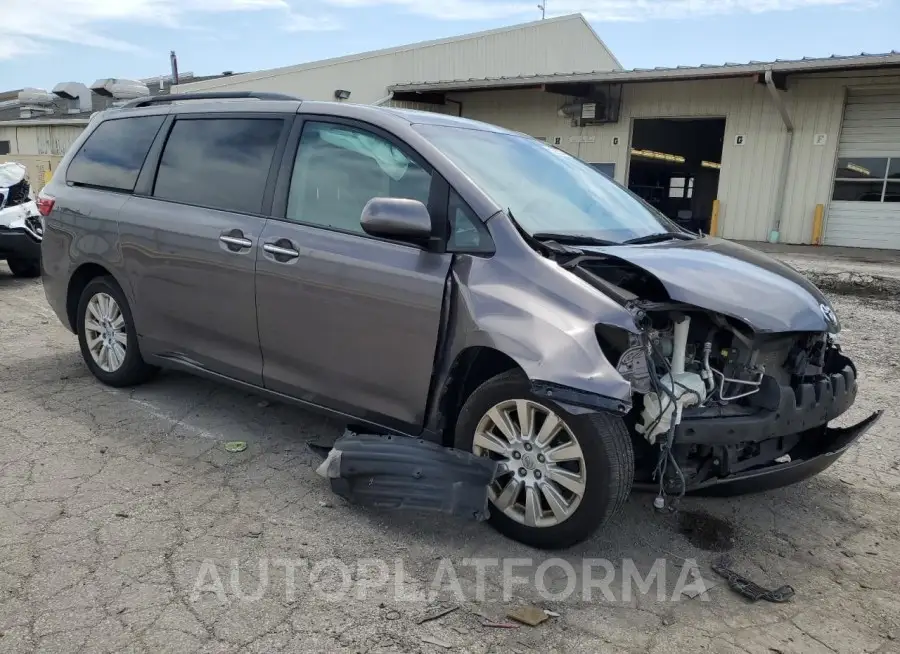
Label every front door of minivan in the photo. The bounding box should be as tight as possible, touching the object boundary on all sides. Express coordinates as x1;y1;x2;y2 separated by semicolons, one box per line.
255;118;452;430
119;114;289;385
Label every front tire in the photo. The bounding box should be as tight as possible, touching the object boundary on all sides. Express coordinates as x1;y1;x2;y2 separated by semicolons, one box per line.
455;371;634;549
77;276;157;387
6;257;41;278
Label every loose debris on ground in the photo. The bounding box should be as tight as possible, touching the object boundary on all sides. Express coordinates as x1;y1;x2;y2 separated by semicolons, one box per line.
417;605;460;625
506;606;550;627
711;557;795;603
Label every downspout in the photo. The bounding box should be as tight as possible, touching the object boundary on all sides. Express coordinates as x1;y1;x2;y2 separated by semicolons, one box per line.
764;66;794;243
372;92;394;106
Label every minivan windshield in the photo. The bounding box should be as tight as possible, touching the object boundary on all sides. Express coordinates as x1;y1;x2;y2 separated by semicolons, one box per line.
415;124;684;244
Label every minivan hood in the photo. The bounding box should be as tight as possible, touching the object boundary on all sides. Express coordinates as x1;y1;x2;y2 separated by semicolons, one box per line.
581;237;838;334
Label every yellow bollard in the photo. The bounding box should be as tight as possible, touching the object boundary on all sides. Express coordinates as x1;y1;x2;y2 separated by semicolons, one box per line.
811;204;824;245
709;200;720;237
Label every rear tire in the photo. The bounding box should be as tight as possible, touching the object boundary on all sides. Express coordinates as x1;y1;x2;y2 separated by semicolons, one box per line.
454;370;634;550
6;257;41;278
77;276;157;387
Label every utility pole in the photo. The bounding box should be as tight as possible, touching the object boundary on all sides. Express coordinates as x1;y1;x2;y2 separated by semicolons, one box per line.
537;2;546;19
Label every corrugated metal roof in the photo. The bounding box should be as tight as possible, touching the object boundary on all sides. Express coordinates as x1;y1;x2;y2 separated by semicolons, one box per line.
0;118;91;127
389;51;900;93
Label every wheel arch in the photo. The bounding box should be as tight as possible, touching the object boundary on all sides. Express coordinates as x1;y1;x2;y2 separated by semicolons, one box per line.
66;263;124;333
435;345;524;446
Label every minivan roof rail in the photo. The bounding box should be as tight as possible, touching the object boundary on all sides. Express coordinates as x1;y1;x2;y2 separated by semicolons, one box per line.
120;91;302;108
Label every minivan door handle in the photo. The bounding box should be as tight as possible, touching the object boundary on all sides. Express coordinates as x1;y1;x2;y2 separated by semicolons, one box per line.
219;229;253;252
263;239;300;262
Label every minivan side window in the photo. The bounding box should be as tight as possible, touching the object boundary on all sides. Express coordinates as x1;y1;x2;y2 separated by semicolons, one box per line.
153;118;283;215
286;121;432;234
66;116;165;192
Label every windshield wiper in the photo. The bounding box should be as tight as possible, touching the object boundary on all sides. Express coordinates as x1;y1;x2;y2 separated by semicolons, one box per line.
531;232;618;246
621;232;697;245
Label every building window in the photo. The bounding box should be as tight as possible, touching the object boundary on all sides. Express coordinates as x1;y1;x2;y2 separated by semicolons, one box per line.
669;176;694;199
832;157;900;202
0;141;10;155
589;162;615;179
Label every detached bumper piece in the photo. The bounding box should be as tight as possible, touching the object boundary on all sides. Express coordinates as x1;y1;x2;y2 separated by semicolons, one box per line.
317;431;499;521
712;558;795;603
688;410;882;496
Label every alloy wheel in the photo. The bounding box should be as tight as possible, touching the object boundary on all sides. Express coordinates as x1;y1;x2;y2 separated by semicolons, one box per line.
472;399;586;528
84;292;128;373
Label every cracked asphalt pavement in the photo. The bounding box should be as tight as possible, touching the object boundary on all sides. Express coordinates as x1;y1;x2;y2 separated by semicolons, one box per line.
2;263;899;653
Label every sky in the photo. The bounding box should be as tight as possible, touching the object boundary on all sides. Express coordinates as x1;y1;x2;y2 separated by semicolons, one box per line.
1;0;898;91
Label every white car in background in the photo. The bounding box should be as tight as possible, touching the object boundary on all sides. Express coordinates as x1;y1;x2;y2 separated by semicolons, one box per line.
0;162;43;278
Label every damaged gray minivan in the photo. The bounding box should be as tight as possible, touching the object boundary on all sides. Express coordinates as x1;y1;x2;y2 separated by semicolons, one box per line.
40;92;881;549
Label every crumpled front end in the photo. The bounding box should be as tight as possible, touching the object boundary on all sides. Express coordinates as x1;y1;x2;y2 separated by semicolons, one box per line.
0;202;43;262
577;254;881;495
620;324;882;495
0;162;43;261
440;215;879;497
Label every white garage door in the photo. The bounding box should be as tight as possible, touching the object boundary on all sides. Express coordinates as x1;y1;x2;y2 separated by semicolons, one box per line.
826;88;900;249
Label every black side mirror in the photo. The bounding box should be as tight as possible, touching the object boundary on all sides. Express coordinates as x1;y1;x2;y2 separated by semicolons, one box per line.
360;197;433;243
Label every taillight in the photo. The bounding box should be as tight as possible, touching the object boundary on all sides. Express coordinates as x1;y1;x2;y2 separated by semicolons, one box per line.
36;194;55;217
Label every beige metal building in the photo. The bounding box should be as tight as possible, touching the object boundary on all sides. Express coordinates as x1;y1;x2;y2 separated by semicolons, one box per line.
387;56;900;249
0;119;87;191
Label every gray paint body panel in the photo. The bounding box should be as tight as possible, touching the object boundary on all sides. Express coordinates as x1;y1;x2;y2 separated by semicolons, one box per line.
118;197;267;385
41;185;130;330
443;213;638;409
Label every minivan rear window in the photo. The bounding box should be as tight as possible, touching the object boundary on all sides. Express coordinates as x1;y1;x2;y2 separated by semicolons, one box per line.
153;118;283;215
66;116;165;192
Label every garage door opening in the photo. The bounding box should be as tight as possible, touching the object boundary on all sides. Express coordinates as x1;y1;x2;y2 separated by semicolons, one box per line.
627;118;726;234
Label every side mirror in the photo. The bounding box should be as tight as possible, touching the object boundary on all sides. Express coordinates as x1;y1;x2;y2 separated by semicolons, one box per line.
360;197;433;243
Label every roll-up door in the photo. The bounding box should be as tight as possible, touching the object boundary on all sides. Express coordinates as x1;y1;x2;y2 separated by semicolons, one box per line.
826;88;900;249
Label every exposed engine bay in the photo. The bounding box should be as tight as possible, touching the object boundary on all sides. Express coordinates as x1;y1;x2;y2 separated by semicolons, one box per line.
560;248;877;501
616;310;840;496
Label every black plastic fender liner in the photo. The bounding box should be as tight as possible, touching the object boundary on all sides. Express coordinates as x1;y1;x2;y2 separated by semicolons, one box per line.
317;431;499;521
